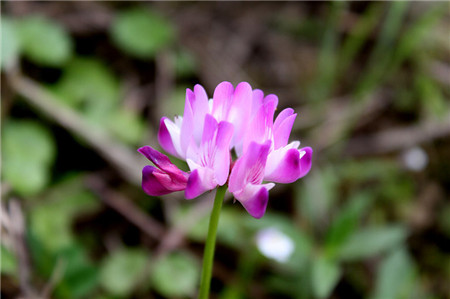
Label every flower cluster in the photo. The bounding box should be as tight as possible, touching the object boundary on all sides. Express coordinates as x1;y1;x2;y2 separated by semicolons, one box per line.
138;82;312;218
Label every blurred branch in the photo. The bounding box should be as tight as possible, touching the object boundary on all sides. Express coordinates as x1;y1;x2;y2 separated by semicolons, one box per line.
345;112;450;156
2;199;38;298
6;70;142;185
85;175;165;240
428;60;450;87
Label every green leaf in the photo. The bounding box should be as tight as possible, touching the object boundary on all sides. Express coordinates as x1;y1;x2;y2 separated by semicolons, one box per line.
325;192;373;257
51;57;120;119
30;176;100;251
17;16;72;66
111;8;175;58
2;120;56;195
54;246;99;299
297;167;338;227
371;247;415;299
175;49;197;78
1;16;21;70
106;109;146;145
1;245;17;275
99;248;149;297
337;226;408;261
311;254;341;298
151;251;199;297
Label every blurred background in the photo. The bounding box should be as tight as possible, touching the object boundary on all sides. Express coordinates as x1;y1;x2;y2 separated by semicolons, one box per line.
1;1;450;299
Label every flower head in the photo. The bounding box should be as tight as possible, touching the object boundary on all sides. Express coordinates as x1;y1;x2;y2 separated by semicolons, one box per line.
139;82;312;218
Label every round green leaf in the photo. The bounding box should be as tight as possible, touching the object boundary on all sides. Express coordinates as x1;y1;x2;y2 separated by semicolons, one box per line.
17;16;72;66
111;8;175;58
100;248;149;297
51;57;120;114
2;120;56;195
1;17;21;70
151;251;199;297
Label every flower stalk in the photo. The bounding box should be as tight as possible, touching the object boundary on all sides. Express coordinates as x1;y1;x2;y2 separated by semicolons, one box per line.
198;185;227;299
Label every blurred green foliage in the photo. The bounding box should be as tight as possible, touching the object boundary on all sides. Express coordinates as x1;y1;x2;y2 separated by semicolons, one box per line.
1;2;449;299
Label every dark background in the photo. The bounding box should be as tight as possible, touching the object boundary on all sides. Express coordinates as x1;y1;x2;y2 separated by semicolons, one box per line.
1;1;450;299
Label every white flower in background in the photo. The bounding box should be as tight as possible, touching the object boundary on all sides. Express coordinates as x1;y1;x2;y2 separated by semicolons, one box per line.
256;227;295;263
401;146;428;172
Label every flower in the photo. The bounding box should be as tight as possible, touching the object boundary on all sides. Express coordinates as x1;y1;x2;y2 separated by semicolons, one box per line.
256;227;295;263
139;81;312;218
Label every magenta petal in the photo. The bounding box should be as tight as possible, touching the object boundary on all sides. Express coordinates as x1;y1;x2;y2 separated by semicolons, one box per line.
138;146;188;185
265;146;313;183
142;166;175;196
298;146;313;178
239;186;269;219
158;117;177;157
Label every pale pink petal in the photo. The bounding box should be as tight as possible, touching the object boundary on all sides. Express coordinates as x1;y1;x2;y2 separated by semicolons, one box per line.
158;117;177;157
180;93;194;154
213;121;234;185
273;113;297;149
212;81;233;120
185;168;216;199
229;141;271;193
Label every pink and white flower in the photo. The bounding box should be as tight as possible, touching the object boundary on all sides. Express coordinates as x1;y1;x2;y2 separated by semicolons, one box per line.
139;81;312;218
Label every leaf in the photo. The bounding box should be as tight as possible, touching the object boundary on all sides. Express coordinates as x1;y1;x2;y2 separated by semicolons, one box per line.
1;17;21;70
151;251;199;297
324;192;373;257
51;57;120;119
297;167;338;228
111;8;175;58
2;120;56;195
371;247;415;299
106;109;146;145
30;176;100;251
311;254;341;299
1;245;17;275
54;246;99;299
17;16;72;66
337;226;408;261
99;248;149;297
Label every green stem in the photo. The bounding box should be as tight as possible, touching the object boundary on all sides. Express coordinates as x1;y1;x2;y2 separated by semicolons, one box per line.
198;185;226;299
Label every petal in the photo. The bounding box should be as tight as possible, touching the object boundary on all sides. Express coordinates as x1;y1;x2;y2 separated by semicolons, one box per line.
273;112;297;149
229;82;252;146
201;114;218;148
191;85;210;144
180;92;194;155
158;117;177;157
185;168;216;199
234;183;275;219
142;166;180;196
212;81;234;120
229;141;271;193
265;146;313;183
251;89;264;116
163;117;183;158
213;121;234;185
138;146;188;185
